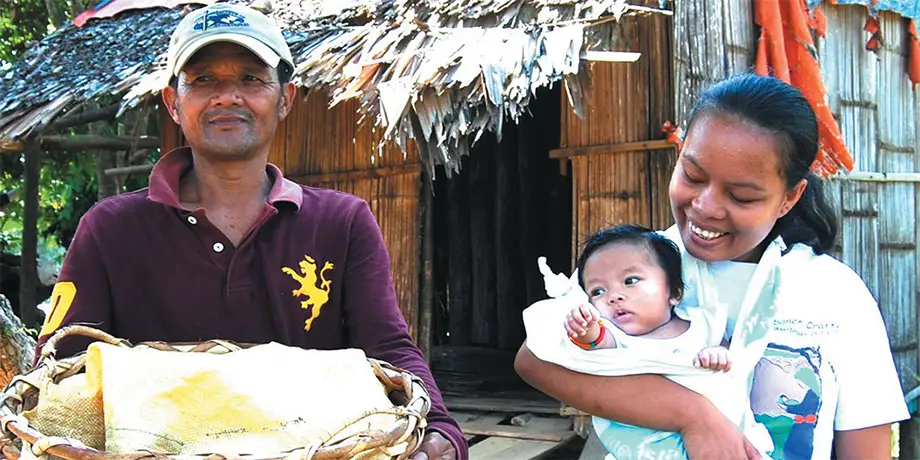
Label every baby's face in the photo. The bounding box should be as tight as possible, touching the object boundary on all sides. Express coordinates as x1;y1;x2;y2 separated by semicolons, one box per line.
582;243;676;336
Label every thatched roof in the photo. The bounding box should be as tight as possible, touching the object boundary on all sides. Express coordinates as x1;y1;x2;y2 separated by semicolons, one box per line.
0;0;670;172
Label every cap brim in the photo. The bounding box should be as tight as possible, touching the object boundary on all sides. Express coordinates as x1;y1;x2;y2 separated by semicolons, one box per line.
172;33;282;76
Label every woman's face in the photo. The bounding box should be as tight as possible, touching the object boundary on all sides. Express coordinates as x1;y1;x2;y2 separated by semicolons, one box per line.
668;114;806;262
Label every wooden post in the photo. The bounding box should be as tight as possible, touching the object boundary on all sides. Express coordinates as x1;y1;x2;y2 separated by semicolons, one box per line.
93;114;119;199
18;139;41;330
418;167;434;361
446;161;472;345
469;141;497;347
495;135;523;351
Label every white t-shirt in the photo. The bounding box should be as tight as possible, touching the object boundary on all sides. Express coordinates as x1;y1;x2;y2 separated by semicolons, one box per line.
707;261;757;340
680;242;909;459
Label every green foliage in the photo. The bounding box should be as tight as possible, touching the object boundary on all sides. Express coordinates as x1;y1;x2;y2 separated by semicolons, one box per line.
1;147;156;265
0;0;72;66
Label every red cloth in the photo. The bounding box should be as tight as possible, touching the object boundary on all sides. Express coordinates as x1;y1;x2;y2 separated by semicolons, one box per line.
754;0;855;177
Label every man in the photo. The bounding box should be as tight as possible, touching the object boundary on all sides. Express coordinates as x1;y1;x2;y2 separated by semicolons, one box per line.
35;4;466;459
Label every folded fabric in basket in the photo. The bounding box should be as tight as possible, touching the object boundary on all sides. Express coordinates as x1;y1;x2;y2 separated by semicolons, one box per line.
84;342;400;456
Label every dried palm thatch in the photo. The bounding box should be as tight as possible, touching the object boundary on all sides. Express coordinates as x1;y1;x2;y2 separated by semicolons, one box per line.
0;0;670;173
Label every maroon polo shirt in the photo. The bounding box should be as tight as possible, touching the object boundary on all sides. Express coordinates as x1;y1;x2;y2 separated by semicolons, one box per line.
36;147;467;458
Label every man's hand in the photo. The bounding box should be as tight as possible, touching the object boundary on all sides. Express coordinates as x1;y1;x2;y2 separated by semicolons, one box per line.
410;431;457;460
694;346;732;372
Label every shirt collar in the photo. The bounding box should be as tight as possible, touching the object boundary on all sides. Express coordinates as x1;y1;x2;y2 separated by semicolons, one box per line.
148;147;303;210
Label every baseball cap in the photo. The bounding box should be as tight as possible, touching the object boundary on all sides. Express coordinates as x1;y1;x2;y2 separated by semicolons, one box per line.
164;3;294;82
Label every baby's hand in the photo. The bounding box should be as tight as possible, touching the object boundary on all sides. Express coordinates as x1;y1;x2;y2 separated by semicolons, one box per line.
565;304;602;343
694;346;732;372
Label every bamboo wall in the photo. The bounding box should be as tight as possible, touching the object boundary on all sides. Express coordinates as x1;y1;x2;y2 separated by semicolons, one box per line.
673;0;754;127
558;12;675;266
268;89;422;341
816;8;920;453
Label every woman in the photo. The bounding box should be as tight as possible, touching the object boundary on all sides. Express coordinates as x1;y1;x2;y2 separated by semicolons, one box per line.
515;74;909;459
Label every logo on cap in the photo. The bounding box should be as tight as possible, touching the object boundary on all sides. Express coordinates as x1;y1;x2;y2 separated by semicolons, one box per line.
193;9;250;32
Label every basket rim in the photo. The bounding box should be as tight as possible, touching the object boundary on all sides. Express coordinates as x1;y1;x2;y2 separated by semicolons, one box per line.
0;326;432;460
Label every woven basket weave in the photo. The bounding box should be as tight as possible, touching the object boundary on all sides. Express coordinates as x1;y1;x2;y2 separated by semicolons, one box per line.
0;326;430;460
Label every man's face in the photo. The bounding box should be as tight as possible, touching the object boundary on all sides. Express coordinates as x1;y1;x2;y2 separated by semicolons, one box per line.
162;42;294;160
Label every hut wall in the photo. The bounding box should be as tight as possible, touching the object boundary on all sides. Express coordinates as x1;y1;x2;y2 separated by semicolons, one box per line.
558;13;675;266
273;90;422;342
817;7;920;453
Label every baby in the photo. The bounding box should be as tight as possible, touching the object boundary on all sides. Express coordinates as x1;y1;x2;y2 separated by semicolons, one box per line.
563;224;730;372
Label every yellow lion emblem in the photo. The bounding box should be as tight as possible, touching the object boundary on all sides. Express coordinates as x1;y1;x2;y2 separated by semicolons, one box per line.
281;255;334;331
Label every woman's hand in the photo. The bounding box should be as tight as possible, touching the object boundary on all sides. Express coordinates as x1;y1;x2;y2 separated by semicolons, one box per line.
409;431;457;460
680;405;761;460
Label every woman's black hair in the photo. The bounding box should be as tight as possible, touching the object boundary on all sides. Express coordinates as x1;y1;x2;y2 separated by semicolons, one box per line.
576;224;684;301
686;73;838;255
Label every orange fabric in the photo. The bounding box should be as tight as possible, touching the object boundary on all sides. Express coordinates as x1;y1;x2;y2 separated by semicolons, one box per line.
909;20;920;86
864;16;882;51
754;0;855;176
662;121;684;152
809;7;828;38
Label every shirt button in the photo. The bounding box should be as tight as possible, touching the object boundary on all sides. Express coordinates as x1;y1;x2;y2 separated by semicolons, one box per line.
187;216;198;225
213;242;225;253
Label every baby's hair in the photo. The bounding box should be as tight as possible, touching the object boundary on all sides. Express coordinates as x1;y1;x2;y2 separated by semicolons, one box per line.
576;224;684;301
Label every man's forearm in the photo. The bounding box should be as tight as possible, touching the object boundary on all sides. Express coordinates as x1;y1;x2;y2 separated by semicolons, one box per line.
514;343;704;431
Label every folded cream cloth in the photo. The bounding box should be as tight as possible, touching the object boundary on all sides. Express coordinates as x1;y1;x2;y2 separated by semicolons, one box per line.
82;341;401;457
525;227;784;457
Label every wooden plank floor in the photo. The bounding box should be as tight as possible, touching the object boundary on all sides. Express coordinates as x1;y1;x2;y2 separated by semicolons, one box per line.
454;411;578;459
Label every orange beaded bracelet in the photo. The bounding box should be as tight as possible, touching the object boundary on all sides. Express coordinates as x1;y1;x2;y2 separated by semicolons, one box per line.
569;318;607;350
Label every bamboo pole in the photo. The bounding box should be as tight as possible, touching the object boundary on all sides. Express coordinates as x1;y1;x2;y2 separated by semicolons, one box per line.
418;167;434;362
103;164;154;177
831;171;920;183
42;135;160;151
48;104;120;131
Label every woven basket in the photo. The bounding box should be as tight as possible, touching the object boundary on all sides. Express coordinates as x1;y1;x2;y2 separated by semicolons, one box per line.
0;326;430;460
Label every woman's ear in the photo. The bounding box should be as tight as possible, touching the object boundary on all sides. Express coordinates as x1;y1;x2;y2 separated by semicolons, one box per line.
779;178;808;218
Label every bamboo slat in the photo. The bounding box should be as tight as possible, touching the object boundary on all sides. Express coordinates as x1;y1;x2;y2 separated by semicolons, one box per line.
572;149;650;265
648;147;678;230
643;13;673;140
560;16;648;148
672;0;754;127
840;181;880;298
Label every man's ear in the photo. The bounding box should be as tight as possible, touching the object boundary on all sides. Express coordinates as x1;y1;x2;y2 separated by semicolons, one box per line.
278;82;296;119
162;84;180;124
